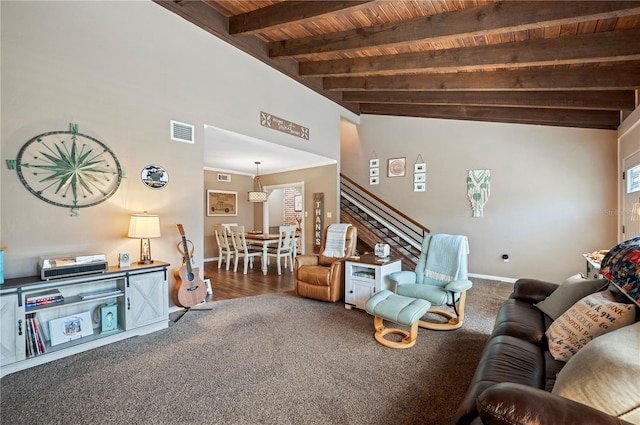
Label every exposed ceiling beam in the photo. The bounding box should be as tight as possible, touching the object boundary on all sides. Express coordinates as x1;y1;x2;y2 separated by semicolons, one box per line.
325;63;640;91
300;28;640;77
358;103;621;130
343;90;637;111
229;1;376;35
270;1;640;58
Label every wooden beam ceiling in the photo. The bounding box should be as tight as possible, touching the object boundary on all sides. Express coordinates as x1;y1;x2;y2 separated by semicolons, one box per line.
155;0;640;130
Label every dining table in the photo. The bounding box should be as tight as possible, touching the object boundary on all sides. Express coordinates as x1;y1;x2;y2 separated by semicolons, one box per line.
244;232;300;275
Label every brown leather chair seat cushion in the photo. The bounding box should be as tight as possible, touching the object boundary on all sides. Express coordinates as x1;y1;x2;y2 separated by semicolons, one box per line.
297;265;331;287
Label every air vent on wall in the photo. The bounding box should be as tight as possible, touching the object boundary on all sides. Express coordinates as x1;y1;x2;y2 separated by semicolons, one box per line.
171;120;194;144
217;173;231;182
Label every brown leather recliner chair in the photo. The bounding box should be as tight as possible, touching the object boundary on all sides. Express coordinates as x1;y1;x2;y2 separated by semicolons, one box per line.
294;225;357;302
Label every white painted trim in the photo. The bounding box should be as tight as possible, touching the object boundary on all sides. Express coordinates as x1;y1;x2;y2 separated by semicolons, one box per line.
468;272;518;283
619;104;640;137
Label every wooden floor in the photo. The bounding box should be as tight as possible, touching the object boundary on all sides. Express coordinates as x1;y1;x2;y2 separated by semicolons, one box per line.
203;258;295;302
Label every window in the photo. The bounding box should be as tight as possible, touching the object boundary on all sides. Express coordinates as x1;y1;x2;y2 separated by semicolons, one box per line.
628;164;640;194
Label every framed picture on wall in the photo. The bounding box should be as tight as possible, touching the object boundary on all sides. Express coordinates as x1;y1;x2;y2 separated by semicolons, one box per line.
414;182;426;192
294;195;303;211
370;159;379;168
388;157;406;177
207;190;238;216
414;173;426;183
369;168;379;177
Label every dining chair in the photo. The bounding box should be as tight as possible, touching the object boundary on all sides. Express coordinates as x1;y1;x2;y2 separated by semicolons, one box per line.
229;225;263;274
266;225;297;275
213;224;235;270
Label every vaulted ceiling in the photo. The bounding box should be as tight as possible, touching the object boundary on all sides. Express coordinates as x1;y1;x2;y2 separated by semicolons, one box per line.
155;0;640;130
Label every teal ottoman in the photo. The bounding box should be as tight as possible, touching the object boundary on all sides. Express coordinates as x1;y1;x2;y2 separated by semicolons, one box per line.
364;289;431;349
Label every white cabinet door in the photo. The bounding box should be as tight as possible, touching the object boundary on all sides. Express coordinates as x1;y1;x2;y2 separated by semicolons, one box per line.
125;270;167;330
350;279;375;310
0;294;25;366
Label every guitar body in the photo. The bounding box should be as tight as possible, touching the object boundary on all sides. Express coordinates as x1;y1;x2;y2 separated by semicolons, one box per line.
174;224;208;308
174;265;207;308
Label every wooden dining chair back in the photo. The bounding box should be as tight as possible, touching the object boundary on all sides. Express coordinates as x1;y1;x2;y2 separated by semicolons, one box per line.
229;225;262;274
266;225;297;275
214;224;235;270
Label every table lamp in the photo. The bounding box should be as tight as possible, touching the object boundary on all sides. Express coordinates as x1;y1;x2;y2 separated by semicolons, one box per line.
128;212;161;264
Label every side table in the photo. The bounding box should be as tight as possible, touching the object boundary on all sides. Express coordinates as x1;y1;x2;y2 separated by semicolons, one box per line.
344;255;402;310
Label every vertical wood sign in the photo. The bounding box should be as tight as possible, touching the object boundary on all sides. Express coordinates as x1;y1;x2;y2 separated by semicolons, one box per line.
313;193;324;254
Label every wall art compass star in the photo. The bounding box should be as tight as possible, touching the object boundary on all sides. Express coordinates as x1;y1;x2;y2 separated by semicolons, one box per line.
16;125;122;212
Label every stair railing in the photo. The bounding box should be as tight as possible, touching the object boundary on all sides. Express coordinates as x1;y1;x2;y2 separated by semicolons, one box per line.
340;173;429;251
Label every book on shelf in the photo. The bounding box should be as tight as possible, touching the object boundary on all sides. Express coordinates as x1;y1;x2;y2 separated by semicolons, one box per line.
77;289;123;300
26;297;65;309
26;289;64;305
25;313;46;357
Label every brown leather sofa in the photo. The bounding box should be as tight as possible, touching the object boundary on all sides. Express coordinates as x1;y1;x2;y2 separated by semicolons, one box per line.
294;225;357;302
453;278;638;425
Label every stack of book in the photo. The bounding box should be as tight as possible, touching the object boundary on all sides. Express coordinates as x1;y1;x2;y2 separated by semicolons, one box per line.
26;289;64;310
25;313;45;357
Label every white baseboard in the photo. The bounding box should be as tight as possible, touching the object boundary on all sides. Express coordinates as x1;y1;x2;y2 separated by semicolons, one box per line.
468;272;517;283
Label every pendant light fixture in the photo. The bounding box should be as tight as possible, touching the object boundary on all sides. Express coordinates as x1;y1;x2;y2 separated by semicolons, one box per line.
248;161;267;202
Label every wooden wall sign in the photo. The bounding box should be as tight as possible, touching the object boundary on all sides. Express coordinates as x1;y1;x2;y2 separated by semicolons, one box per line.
260;111;309;140
313;193;324;254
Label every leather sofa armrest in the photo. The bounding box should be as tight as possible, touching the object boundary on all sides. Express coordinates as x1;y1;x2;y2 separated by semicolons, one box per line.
295;255;319;268
477;383;633;425
511;278;560;304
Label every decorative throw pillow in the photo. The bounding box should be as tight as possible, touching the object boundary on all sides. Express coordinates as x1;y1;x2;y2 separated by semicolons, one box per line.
552;322;640;424
546;290;636;361
535;274;607;320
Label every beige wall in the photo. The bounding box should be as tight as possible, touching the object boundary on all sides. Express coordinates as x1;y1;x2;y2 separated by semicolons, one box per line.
203;164;337;260
0;2;351;308
341;115;619;282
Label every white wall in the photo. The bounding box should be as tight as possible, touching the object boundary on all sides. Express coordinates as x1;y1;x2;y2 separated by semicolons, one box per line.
341;115;619;282
0;1;351;298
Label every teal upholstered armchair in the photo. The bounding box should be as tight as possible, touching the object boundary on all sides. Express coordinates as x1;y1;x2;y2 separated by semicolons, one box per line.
388;234;472;330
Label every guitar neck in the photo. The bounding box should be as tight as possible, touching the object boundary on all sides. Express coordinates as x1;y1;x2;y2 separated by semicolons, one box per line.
177;224;194;274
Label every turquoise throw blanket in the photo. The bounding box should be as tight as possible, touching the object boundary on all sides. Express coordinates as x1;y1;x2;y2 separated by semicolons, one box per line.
423;235;469;283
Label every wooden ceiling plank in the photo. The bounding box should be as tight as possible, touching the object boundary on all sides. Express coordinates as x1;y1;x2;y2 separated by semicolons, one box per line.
358;103;621;130
229;1;375;35
269;1;640;58
299;28;640;77
324;63;640;91
343;90;637;110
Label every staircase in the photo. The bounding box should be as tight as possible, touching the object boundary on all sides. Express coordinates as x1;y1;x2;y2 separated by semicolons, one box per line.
340;174;429;271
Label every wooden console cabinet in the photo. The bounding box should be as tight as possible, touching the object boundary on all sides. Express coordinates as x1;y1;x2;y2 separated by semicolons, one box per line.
345;255;402;310
0;262;169;377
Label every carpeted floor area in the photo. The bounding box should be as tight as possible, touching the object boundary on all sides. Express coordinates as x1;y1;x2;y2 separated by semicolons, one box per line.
0;278;511;425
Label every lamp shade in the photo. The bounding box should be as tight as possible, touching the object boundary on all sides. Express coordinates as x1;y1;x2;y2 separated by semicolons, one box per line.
128;213;161;239
600;236;640;307
248;190;268;202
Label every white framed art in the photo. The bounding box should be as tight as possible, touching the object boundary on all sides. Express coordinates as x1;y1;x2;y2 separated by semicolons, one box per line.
414;173;426;183
414;182;426;192
49;311;93;346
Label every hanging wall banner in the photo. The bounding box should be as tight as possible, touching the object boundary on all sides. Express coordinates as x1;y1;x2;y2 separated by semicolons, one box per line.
260;111;309;140
313;193;325;254
467;169;491;217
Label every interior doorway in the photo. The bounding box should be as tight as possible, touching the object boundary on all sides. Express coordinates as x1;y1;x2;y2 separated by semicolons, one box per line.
623;150;640;240
263;182;305;255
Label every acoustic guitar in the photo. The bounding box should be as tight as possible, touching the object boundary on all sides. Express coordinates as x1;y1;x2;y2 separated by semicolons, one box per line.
174;224;208;308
